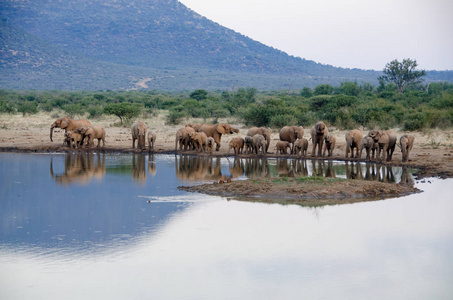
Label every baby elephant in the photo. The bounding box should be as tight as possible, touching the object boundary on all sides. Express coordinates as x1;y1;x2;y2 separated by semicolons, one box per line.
77;126;106;148
359;136;377;161
65;130;83;149
294;138;309;158
276;141;291;155
323;135;336;157
399;135;415;162
244;136;254;154
252;134;266;155
228;137;245;155
206;137;215;154
147;131;156;151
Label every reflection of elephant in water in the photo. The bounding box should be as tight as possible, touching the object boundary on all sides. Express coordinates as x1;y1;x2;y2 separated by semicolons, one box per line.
345;129;363;158
310;122;329;157
279;126;304;154
199;123;239;151
148;154;157;176
398;135;415;162
132;154;147;184
175;156;228;181
363;163;396;183
244;158;269;179
50;153;105;185
247;127;271;153
292;159;308;177
50;117;92;144
229;158;245;178
276;158;294;177
368;130;397;162
345;161;363;180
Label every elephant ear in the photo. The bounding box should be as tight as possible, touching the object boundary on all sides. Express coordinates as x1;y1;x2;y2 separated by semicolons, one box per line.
217;124;226;134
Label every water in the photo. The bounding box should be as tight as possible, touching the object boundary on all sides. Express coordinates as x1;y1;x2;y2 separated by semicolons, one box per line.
0;153;452;299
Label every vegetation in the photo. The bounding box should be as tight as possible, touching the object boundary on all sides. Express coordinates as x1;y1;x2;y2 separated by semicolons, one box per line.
1;80;453;131
379;59;427;94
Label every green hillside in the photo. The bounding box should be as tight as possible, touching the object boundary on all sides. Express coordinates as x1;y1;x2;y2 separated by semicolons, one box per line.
0;0;451;90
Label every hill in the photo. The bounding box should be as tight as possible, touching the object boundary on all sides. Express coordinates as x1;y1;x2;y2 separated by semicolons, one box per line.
0;0;451;90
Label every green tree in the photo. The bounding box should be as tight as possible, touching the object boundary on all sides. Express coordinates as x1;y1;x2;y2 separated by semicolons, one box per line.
189;89;208;101
314;84;333;95
300;87;313;98
104;103;142;125
378;59;426;94
17;101;38;116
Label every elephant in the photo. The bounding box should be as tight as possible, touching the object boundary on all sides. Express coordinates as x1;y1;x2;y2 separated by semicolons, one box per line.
185;123;202;132
175;127;195;152
75;126;106;148
148;131;156;151
294;138;309;158
50;117;92;144
359;136;377;161
310;121;329;157
206;137;215;154
345;129;363;158
398;135;415;162
252;134;266;155
190;131;208;152
368;129;397;162
276;140;291;155
244;136;254;154
247;127;271;153
64;130;83;149
228;137;245;155
131;121;147;150
199;123;239;151
279;126;304;154
323;134;336;157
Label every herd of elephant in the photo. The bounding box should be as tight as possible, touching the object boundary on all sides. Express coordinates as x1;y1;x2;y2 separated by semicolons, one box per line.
174;121;415;163
50;117;414;163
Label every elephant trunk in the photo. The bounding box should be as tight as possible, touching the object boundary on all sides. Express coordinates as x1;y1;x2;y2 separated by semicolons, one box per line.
50;123;56;142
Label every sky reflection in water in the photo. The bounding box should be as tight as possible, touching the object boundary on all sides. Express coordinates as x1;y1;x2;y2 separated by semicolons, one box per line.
0;153;451;300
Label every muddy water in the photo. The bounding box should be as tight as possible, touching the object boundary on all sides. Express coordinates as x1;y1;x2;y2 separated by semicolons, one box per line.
0;153;452;299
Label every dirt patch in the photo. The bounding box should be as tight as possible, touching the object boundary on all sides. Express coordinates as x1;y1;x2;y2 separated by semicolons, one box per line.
1;112;452;203
179;177;421;205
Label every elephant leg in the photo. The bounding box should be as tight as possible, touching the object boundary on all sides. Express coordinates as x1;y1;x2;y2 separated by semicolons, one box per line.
318;140;323;157
311;141;317;157
132;138;136;148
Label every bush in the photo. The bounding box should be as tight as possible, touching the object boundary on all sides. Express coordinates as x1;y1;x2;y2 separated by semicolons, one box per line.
17;101;38;116
270;114;295;128
104;102;142;125
166;107;186;125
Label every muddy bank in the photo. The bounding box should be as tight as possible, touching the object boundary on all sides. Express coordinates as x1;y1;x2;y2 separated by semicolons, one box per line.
179;177;421;205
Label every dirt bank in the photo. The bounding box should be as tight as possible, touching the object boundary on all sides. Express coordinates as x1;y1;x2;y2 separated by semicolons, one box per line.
1;112;452;202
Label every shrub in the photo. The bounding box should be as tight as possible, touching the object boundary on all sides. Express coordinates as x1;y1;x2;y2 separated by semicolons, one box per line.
166;107;186;125
17;101;38;116
270;114;295;128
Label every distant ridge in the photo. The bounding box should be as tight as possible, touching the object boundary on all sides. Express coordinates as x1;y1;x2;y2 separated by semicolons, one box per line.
0;0;451;90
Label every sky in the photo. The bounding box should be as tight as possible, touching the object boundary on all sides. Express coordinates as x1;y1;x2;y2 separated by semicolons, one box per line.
179;0;453;71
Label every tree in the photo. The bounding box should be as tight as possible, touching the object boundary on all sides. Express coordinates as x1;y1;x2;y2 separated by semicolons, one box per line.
189;89;208;101
103;103;142;125
379;59;426;94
